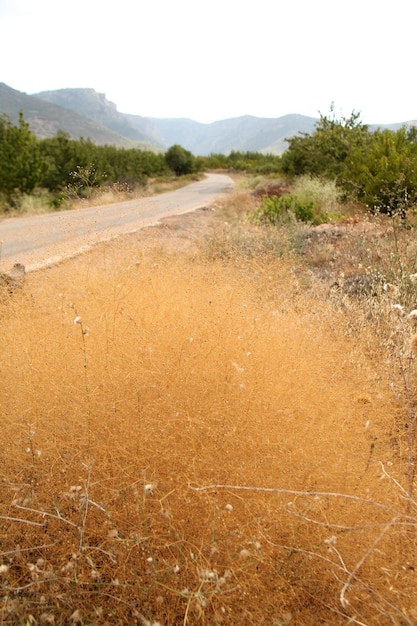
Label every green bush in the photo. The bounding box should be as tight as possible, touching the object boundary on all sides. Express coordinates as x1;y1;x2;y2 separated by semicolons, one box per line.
252;194;317;225
0;112;45;200
343;127;417;218
281;106;369;181
280;105;417;219
199;151;282;174
291;175;342;219
165;144;196;176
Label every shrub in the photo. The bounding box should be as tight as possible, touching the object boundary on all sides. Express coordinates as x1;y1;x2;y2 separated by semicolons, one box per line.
291;175;342;219
0;112;45;200
343;126;417;218
165;144;196;176
280;106;417;219
281;106;369;180
252;194;317;226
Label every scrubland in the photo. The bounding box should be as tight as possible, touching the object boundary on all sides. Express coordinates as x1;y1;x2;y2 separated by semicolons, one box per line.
1;178;416;625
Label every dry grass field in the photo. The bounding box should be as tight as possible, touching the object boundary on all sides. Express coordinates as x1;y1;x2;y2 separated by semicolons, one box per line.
1;181;416;624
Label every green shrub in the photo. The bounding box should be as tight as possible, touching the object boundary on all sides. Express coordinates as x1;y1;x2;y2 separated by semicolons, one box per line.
291;175;342;220
0;112;45;199
165;144;196;176
49;192;67;210
252;194;317;225
343;127;417;218
280;105;417;219
281;106;369;180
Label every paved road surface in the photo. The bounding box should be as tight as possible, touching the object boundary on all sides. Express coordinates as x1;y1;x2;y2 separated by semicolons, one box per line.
0;173;233;271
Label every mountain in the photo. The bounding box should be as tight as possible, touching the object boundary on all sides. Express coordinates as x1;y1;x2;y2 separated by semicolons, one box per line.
0;82;153;148
3;82;414;156
139;114;312;155
0;83;319;155
33;87;319;155
34;87;162;149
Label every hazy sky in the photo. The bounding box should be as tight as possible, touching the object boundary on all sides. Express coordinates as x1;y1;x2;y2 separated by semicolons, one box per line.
1;0;416;124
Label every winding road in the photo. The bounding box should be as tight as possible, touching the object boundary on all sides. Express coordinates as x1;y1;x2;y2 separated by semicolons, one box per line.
0;173;233;271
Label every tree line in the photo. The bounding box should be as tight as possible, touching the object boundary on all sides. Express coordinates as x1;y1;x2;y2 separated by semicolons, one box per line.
0;112;198;209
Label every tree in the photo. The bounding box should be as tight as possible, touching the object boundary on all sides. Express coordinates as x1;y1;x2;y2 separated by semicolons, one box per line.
165;144;195;176
281;105;370;181
39;131;83;190
343;127;417;218
0;112;44;199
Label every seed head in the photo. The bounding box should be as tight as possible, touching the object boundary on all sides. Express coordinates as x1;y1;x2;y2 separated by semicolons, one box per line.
383;283;399;295
391;304;405;316
408;310;417;326
409;273;417;284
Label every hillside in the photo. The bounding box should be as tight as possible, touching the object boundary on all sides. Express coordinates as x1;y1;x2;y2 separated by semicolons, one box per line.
145;113;318;155
3;83;415;156
1;82;318;155
0;83;148;148
34;87;163;150
34;87;319;155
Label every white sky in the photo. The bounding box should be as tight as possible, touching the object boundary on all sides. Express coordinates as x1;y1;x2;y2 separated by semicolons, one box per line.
0;0;416;124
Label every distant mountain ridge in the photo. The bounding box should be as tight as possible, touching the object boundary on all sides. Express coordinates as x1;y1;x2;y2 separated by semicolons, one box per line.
0;83;147;148
1;83;415;156
33;87;161;148
31;86;319;155
0;82;319;154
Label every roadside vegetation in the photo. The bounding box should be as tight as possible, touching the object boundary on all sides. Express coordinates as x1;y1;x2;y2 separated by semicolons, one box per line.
1;107;417;624
3;105;417;223
0;113;199;214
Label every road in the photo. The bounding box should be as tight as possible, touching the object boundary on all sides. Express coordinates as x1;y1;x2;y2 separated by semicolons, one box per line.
0;173;233;271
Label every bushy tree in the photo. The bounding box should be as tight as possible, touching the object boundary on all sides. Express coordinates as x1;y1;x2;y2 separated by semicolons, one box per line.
165;144;195;176
343;127;417;217
40;131;84;190
0;112;44;199
281;105;369;180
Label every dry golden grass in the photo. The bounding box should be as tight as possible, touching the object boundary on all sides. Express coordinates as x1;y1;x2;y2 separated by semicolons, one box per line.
0;192;416;625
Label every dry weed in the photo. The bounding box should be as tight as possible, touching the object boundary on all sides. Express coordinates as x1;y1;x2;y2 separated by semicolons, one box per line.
0;197;416;624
